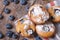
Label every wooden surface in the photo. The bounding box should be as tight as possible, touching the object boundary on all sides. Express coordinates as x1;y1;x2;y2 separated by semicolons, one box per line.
0;0;60;40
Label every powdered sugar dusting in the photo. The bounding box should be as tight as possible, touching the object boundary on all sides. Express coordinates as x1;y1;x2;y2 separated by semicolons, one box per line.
36;18;41;22
31;5;49;22
36;25;43;31
23;20;30;29
36;24;55;32
27;30;33;35
42;14;49;21
23;20;30;25
32;6;45;16
55;10;60;16
50;28;54;32
24;25;29;30
23;20;33;30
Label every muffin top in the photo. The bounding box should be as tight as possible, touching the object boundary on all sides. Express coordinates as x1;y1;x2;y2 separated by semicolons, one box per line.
28;4;49;24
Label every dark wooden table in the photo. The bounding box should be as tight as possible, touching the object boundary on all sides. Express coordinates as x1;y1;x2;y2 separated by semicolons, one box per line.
0;0;60;40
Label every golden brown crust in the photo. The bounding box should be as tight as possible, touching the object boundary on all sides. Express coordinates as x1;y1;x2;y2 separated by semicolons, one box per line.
28;4;49;24
48;6;60;22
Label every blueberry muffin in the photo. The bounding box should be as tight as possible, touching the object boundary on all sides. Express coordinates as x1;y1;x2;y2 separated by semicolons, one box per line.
36;22;55;38
15;15;35;37
48;6;60;22
28;4;49;24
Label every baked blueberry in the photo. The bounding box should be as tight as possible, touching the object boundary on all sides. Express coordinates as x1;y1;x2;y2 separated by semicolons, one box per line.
0;32;4;39
50;16;54;19
22;38;28;40
14;0;19;4
35;36;42;40
3;0;10;6
12;34;18;39
20;0;27;5
4;8;11;14
6;31;13;38
9;15;15;21
0;14;3;19
6;23;13;29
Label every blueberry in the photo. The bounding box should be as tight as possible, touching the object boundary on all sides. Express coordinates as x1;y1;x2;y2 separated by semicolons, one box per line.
54;9;59;12
9;15;15;21
0;14;3;19
0;32;4;39
11;0;14;2
14;0;19;4
50;16;54;19
22;38;28;40
6;24;13;29
3;0;10;6
35;36;42;40
6;31;13;38
20;0;27;5
25;6;29;12
4;8;11;14
12;34;18;39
